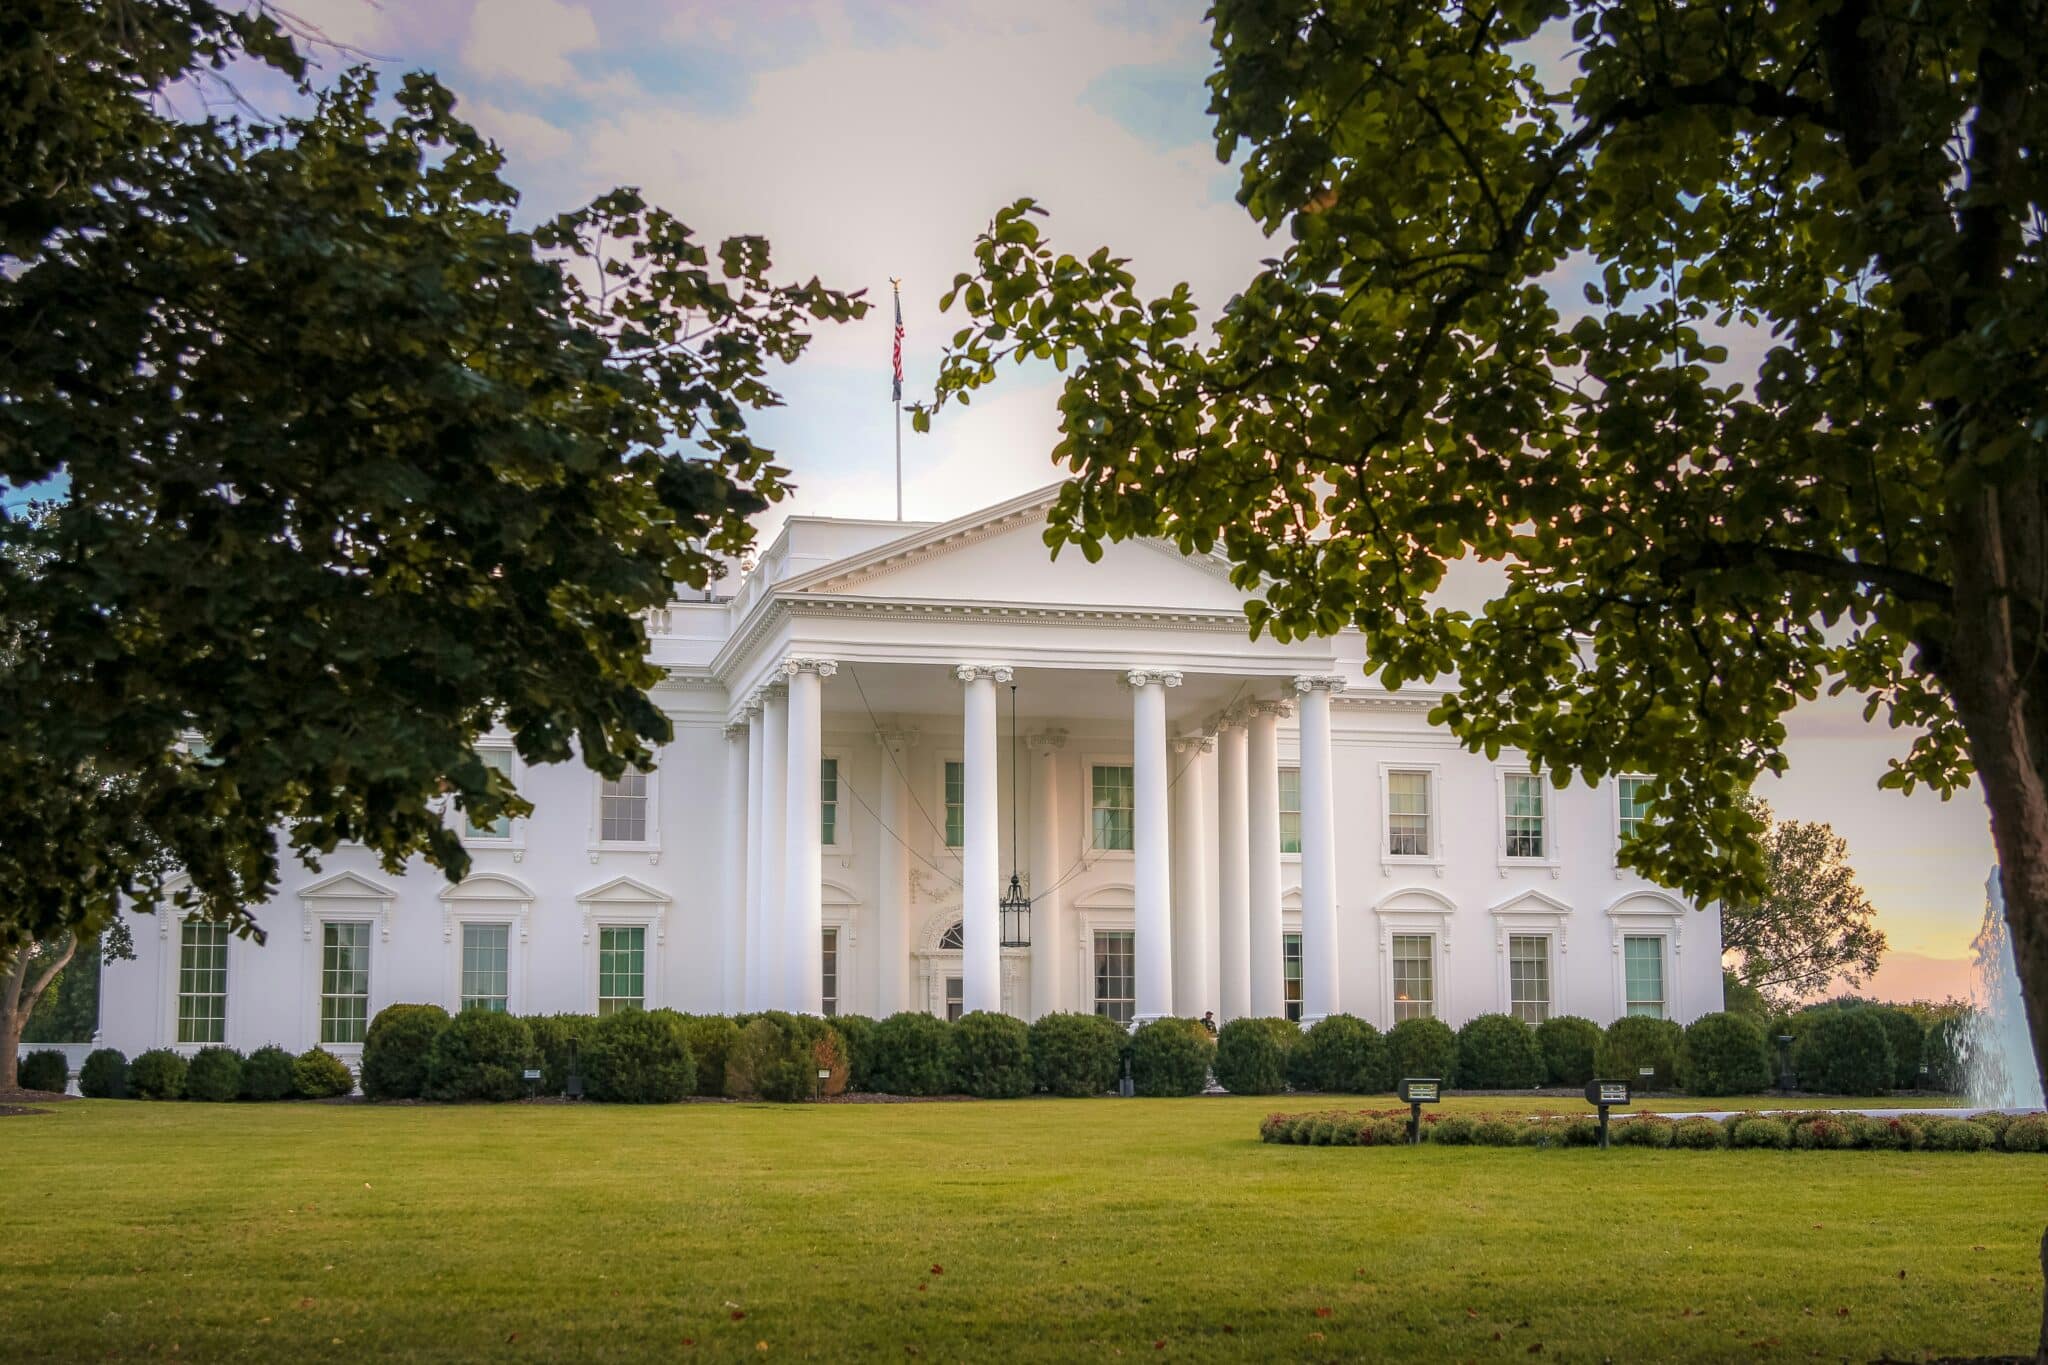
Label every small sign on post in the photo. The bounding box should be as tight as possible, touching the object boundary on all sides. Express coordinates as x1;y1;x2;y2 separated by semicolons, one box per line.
1584;1079;1630;1148
1397;1077;1441;1145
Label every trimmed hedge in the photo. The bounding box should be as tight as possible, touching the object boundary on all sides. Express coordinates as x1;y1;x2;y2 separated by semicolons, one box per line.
293;1047;355;1099
1029;1011;1124;1097
1455;1014;1544;1089
524;1013;596;1094
1676;1012;1774;1096
1535;1016;1602;1087
724;1011;847;1102
824;1013;875;1092
676;1014;740;1097
1129;1018;1212;1097
241;1044;299;1101
1385;1016;1458;1086
1923;1015;1970;1094
361;1003;451;1100
951;1011;1033;1098
78;1047;128;1099
1596;1015;1682;1090
1867;1005;1925;1090
1214;1017;1291;1095
1793;1008;1895;1095
864;1012;956;1097
425;1010;535;1102
583;1009;696;1102
185;1046;245;1101
128;1048;187;1100
1292;1014;1390;1094
18;1048;69;1094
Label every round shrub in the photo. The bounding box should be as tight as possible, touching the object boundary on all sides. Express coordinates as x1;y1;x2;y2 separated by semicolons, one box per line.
424;1009;535;1102
1670;1116;1725;1149
1921;1014;1970;1094
1473;1117;1522;1146
1596;1016;1683;1090
1029;1011;1124;1097
1792;1009;1894;1095
2000;1114;2048;1153
1535;1015;1602;1086
1729;1116;1791;1149
824;1013;875;1092
240;1044;298;1101
1385;1016;1458;1086
360;1003;451;1100
951;1011;1034;1098
1858;1115;1923;1150
1214;1017;1290;1095
724;1011;818;1102
676;1014;739;1097
78;1047;128;1099
524;1013;596;1094
1789;1113;1857;1150
1613;1115;1675;1148
1129;1018;1212;1097
1293;1014;1390;1094
292;1047;355;1099
127;1048;187;1100
864;1011;956;1096
583;1009;695;1103
185;1046;245;1102
1455;1013;1545;1089
1866;1005;1925;1089
1328;1114;1365;1145
1676;1012;1774;1096
1363;1115;1408;1145
1921;1117;1995;1152
1429;1113;1478;1145
18;1049;69;1094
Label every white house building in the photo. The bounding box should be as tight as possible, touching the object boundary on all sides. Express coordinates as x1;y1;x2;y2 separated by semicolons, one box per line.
99;484;1721;1063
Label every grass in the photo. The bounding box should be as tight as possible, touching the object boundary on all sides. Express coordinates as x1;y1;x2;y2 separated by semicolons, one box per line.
1;1094;2038;1362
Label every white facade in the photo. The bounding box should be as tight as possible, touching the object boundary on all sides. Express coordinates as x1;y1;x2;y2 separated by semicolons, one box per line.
100;485;1722;1062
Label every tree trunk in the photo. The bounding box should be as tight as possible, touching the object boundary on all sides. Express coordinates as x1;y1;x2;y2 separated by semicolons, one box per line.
0;938;76;1091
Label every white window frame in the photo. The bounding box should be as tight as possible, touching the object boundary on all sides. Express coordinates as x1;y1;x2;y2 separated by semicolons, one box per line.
1506;932;1552;1024
439;873;535;1016
821;887;859;1017
1372;888;1457;1030
1091;927;1137;1025
588;763;660;861
578;875;670;1013
1072;893;1137;1016
459;921;514;1014
1082;753;1138;860
317;919;374;1046
1605;890;1688;1022
1495;765;1560;874
170;916;231;1049
819;750;844;850
937;748;965;851
1277;763;1303;860
1378;761;1445;874
458;738;525;858
298;871;395;1054
1611;773;1653;874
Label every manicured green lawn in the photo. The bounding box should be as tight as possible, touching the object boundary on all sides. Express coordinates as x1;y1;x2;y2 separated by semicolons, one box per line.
2;1095;2038;1362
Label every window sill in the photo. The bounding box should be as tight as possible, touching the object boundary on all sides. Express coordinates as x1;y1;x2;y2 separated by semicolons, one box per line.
1379;853;1445;877
1496;858;1561;879
586;842;661;864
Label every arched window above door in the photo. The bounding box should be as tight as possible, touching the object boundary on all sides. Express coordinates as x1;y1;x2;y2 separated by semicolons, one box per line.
938;921;964;951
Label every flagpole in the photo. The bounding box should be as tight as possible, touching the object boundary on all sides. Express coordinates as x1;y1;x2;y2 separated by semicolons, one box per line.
890;276;904;521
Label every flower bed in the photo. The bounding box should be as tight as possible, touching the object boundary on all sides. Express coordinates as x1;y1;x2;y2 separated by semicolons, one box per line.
1259;1108;2048;1152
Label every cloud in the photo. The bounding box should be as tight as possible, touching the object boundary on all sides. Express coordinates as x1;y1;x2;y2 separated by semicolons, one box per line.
460;0;601;89
462;97;574;165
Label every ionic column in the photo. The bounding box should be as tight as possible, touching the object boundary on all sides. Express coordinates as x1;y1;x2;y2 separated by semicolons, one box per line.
742;702;766;1009
1127;668;1182;1022
756;682;788;1010
874;727;916;1016
1027;729;1067;1020
1294;674;1345;1023
722;720;751;1013
1214;713;1251;1022
782;657;836;1014
956;663;1013;1015
1171;732;1214;1019
1246;697;1290;1018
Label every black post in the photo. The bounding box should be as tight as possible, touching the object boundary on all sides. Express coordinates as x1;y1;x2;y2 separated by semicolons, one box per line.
1597;1103;1611;1149
1775;1035;1796;1094
1408;1100;1423;1145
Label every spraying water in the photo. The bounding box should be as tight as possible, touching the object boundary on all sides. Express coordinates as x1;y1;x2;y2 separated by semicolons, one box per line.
1967;870;2045;1109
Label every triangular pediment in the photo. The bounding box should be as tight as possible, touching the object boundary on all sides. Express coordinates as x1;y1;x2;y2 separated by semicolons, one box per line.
303;870;398;902
779;484;1250;613
577;874;669;906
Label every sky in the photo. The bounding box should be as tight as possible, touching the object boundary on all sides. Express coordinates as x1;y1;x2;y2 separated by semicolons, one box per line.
68;0;2018;993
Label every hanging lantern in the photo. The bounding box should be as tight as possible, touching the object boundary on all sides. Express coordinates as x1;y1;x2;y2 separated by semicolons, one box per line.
1000;683;1031;948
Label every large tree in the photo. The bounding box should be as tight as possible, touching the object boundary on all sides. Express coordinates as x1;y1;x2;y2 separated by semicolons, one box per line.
1723;800;1885;1005
0;4;863;976
919;0;2048;1351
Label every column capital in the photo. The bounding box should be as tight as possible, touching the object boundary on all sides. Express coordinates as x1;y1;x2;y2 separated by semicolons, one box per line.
723;722;750;742
738;696;764;720
1025;728;1069;753
954;662;1015;684
1249;697;1294;719
1210;702;1252;731
755;680;788;705
1122;668;1184;690
1172;732;1216;754
1291;673;1347;694
782;656;839;679
874;726;919;748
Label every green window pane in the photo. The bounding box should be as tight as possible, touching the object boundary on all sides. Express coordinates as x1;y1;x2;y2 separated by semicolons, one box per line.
461;923;510;1013
820;757;839;846
1282;932;1303;1023
597;925;646;1015
320;921;371;1044
944;761;964;848
177;920;229;1044
1091;765;1134;852
1617;776;1651;842
1278;767;1302;855
1624;936;1664;1018
467;747;514;839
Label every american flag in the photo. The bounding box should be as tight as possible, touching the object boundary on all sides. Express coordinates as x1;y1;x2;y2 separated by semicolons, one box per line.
891;279;904;403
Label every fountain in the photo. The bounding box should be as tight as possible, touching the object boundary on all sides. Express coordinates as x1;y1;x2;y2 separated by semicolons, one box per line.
1966;870;2045;1109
